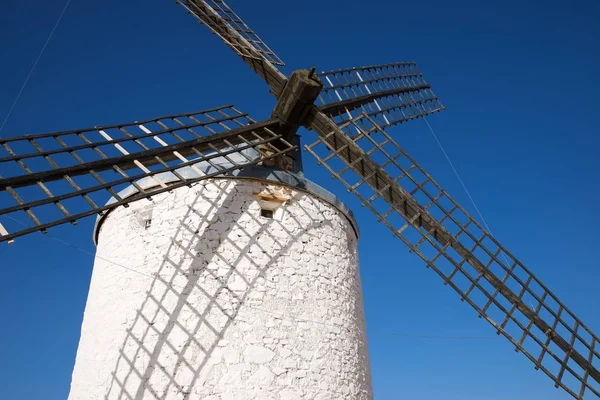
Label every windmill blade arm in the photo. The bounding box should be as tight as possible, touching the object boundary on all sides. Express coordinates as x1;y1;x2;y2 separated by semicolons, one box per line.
305;111;600;399
316;62;445;130
0;107;296;244
319;84;433;118
0;105;251;165
177;0;287;95
0;119;280;190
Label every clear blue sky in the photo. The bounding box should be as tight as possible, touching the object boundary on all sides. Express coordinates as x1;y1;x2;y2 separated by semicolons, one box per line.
1;0;599;399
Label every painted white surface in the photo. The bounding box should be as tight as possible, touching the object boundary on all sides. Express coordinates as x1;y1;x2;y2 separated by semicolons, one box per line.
69;178;372;400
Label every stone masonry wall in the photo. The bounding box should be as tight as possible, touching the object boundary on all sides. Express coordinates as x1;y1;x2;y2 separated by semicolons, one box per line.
68;178;372;400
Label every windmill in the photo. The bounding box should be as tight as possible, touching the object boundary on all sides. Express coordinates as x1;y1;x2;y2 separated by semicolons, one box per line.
0;0;598;399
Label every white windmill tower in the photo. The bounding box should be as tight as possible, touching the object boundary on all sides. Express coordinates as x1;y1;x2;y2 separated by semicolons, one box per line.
69;117;372;398
0;1;598;400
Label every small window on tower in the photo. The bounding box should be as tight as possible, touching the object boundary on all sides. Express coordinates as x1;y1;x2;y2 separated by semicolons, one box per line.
260;208;274;219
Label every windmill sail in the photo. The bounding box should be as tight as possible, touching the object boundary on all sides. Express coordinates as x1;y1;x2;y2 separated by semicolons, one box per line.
0;105;295;243
191;0;284;66
177;0;287;95
305;111;600;399
316;62;445;131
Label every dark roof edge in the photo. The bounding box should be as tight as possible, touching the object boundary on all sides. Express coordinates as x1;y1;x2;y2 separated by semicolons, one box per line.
93;165;358;245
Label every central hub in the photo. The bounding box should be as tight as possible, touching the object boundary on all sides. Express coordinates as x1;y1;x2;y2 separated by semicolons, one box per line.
262;68;323;172
270;68;323;140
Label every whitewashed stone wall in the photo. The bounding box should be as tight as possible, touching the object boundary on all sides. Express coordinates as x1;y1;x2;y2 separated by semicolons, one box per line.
69;178;372;400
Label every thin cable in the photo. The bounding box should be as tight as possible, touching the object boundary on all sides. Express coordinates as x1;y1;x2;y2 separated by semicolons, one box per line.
0;0;73;135
422;116;510;265
1;215;156;280
1;213;493;341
